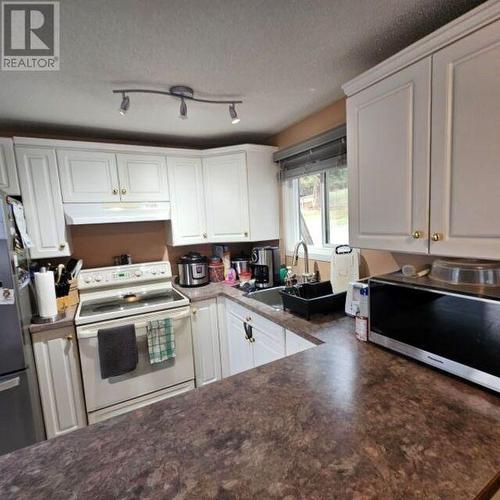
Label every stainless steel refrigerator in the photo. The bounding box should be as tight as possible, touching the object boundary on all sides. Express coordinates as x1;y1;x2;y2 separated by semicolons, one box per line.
0;190;45;455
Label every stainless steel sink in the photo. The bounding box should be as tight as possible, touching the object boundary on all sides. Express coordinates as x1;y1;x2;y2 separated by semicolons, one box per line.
246;286;285;310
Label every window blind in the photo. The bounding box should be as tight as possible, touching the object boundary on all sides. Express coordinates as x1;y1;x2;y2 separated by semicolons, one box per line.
274;124;346;181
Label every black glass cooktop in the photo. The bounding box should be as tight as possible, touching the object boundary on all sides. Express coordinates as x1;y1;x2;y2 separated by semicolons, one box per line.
79;288;185;318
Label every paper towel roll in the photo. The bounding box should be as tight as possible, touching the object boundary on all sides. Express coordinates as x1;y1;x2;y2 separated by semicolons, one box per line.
35;269;58;319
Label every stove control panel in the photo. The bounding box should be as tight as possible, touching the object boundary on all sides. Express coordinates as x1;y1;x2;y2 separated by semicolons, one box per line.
77;261;172;290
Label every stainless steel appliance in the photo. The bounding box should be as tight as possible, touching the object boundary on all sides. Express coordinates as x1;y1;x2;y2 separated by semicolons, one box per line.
369;274;500;392
0;192;45;455
231;255;250;278
75;261;195;423
251;246;279;289
177;252;209;287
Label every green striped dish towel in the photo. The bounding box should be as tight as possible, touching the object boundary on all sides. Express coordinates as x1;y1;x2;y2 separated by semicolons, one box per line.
146;318;175;364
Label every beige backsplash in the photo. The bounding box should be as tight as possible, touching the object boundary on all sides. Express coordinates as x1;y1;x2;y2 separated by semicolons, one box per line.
69;222;278;270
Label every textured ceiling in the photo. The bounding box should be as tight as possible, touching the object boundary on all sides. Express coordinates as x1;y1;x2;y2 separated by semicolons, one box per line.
0;0;486;147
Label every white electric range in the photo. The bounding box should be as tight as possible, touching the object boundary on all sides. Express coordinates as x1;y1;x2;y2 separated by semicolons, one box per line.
75;261;195;424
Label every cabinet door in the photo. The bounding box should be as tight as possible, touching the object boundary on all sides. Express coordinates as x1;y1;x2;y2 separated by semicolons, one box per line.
32;327;87;439
226;312;254;375
16;147;70;258
347;57;431;253
116;154;169;202
0;138;20;195
251;318;285;368
191;299;222;387
57;150;119;202
285;330;314;356
166;157;207;245
203;153;250;242
430;20;500;259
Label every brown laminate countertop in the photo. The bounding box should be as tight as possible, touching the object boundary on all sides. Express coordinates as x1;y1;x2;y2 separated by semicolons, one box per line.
29;305;78;334
1;284;499;499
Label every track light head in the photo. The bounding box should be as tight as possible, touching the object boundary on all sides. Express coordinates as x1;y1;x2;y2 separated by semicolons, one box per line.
229;103;240;124
119;94;130;115
179;98;188;120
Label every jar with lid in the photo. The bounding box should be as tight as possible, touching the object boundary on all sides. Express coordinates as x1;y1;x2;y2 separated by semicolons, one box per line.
208;256;225;283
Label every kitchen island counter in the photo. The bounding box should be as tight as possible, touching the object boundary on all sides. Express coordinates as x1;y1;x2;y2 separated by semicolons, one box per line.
1;288;499;499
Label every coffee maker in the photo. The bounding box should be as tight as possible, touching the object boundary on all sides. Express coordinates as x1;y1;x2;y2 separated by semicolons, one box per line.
251;246;280;289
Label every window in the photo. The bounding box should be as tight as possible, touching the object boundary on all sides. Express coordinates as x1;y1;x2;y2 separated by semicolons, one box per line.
284;166;348;260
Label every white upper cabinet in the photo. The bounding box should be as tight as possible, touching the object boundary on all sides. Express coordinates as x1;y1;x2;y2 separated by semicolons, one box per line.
166;156;207;245
430;19;500;259
116;154;169;202
347;58;431;254
0;138;20;195
344;5;500;259
15;147;70;258
246;149;280;242
203;153;250;242
57;150;120;203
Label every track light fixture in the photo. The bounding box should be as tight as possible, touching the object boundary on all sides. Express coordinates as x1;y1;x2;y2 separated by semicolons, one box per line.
229;103;240;124
113;85;242;123
179;98;188;119
119;93;130;115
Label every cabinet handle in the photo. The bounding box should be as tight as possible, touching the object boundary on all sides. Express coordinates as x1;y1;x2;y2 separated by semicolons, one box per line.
121;188;127;195
66;334;73;341
250;337;256;343
112;188;119;195
245;316;252;322
243;231;248;237
411;230;423;239
59;242;66;250
431;233;442;242
192;308;198;315
202;233;207;239
243;322;253;341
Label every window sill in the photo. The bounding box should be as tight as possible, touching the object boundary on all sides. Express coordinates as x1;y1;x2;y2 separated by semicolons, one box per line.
285;246;333;262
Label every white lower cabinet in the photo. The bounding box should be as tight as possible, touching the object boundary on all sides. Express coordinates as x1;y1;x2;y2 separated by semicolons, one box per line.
285;330;315;356
32;326;87;439
191;299;222;386
223;300;286;376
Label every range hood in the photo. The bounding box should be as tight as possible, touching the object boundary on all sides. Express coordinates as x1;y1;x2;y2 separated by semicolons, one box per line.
64;202;171;225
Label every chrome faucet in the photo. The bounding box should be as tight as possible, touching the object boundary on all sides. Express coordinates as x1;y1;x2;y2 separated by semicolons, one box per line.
292;240;314;283
292;240;309;273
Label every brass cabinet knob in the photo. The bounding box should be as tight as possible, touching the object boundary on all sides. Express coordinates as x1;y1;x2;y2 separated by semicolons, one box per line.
121;188;127;195
431;233;442;242
202;233;207;239
59;242;66;250
411;230;423;239
112;188;119;195
243;231;248;237
66;334;73;341
192;308;198;315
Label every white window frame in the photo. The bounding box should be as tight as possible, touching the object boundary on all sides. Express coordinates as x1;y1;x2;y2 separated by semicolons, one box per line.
283;171;348;262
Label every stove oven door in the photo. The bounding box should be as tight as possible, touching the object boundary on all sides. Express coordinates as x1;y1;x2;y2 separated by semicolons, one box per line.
76;307;194;417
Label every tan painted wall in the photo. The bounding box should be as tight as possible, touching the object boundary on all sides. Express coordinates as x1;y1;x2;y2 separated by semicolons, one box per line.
268;99;347;150
70;222;278;270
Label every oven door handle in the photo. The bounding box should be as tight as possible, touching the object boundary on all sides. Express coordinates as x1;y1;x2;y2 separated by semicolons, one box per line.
77;309;191;339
